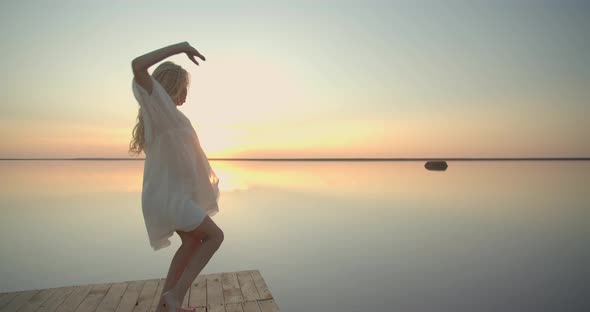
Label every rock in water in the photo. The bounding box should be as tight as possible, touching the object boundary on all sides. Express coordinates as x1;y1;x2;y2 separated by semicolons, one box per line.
425;160;448;171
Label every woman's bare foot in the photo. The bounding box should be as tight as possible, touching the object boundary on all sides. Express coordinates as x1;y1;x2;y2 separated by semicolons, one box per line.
161;290;196;312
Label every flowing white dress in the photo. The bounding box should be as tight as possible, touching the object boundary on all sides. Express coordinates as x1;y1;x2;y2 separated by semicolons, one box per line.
131;76;220;251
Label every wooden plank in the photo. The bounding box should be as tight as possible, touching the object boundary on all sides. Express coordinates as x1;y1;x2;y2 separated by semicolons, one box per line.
0;293;21;310
95;283;128;312
74;283;111;312
113;280;144;312
1;290;39;312
241;302;261;312
54;285;92;312
0;269;278;312
15;288;56;312
205;274;223;307
35;287;76;312
224;303;243;312
147;279;164;312
0;294;10;306
207;305;225;312
249;271;272;300
236;272;259;302
187;276;206;308
132;280;158;312
221;273;243;304
257;300;279;312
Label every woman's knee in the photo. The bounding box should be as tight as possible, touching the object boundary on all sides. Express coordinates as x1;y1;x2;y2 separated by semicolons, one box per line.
191;216;224;243
214;229;224;244
176;230;201;247
205;225;224;246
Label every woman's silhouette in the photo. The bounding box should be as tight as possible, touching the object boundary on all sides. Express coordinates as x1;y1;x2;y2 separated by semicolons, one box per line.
129;42;224;312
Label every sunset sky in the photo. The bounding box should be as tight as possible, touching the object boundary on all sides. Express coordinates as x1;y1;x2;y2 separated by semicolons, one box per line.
0;0;588;158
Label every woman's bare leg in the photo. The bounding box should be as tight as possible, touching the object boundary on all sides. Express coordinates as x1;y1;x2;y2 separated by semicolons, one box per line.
164;232;208;293
162;216;224;312
155;235;203;312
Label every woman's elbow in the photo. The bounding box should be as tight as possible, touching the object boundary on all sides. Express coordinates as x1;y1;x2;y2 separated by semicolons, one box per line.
131;58;146;73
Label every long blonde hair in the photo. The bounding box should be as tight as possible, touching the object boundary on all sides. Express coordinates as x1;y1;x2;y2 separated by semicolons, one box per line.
128;61;191;156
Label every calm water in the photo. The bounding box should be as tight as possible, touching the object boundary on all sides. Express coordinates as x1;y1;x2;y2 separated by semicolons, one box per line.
0;160;588;312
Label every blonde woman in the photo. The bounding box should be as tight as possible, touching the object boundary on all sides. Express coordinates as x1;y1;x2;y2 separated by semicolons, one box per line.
129;42;224;312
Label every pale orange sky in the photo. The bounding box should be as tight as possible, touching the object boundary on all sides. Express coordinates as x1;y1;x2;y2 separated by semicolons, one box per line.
0;1;588;158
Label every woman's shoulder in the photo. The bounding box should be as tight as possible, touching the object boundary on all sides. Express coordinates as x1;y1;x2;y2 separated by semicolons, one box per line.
132;76;162;98
132;77;179;112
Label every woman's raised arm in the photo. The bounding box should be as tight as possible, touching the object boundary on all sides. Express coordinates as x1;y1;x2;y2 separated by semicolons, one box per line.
131;42;206;95
132;42;186;73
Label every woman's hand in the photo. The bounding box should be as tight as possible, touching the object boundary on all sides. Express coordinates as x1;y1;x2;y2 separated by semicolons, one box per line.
179;41;206;66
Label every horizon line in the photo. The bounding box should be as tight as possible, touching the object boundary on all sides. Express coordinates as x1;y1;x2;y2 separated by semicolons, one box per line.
0;157;589;161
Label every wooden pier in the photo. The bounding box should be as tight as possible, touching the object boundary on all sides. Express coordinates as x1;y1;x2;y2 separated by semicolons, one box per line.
0;270;279;312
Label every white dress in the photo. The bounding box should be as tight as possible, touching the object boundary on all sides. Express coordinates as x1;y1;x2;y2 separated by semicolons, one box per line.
131;76;220;251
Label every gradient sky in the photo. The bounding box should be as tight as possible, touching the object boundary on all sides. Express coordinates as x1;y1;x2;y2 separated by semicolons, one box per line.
0;0;588;158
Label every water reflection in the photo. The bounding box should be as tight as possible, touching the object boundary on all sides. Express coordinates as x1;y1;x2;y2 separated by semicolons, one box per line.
0;160;588;312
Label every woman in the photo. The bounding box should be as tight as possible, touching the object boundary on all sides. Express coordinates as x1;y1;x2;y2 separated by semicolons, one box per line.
129;41;224;312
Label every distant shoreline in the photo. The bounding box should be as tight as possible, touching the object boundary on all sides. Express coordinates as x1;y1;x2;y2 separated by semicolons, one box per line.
0;157;589;161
